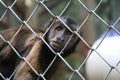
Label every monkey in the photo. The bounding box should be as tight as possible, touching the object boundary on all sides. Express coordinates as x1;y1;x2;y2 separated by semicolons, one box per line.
0;16;80;80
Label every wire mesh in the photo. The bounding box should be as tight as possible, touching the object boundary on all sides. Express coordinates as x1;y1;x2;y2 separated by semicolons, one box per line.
0;0;120;80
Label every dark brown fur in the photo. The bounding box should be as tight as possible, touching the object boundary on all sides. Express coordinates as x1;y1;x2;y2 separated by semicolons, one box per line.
0;16;80;80
0;27;44;80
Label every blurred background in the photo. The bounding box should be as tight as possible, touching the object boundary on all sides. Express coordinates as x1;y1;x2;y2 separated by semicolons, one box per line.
0;0;120;80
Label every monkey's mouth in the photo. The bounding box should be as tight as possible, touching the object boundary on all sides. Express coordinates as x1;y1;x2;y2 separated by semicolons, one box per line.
50;41;63;51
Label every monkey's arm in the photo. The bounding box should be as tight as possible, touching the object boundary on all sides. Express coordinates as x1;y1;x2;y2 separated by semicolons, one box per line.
0;27;21;63
0;27;18;50
0;27;39;60
13;39;43;80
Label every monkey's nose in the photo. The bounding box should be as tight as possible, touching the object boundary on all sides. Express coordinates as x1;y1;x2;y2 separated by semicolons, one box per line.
57;37;64;43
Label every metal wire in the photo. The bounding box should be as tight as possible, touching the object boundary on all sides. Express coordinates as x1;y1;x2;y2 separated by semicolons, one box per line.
0;0;120;80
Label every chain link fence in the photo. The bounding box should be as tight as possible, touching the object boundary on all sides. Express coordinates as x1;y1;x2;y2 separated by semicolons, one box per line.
0;0;120;80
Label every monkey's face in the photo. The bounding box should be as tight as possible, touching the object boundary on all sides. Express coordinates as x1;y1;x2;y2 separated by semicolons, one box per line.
48;21;78;52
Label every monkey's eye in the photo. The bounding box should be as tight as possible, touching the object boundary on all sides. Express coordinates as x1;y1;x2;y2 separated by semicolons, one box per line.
56;26;62;31
66;30;72;35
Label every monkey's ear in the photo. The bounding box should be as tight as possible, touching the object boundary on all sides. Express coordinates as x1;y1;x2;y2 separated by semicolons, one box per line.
42;18;55;32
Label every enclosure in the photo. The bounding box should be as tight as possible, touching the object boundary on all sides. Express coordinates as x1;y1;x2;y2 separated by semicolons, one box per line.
0;0;120;80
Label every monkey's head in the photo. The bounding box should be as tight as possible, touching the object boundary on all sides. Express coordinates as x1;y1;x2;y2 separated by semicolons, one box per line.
43;16;80;57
